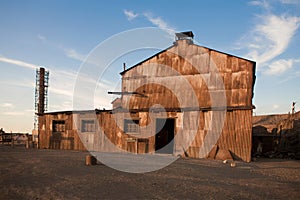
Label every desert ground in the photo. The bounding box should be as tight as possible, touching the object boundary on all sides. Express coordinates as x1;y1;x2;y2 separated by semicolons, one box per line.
0;144;299;200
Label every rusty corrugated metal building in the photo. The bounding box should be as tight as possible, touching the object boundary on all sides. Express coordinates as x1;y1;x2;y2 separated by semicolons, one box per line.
38;31;256;162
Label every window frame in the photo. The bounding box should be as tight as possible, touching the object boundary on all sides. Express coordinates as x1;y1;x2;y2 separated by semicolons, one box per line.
124;119;140;134
81;119;96;133
52;120;66;133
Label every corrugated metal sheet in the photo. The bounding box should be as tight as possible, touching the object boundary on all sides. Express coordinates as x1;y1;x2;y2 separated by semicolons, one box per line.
121;40;255;111
38;38;255;162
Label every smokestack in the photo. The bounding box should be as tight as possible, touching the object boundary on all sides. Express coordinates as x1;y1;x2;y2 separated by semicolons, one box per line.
123;63;126;71
38;67;45;114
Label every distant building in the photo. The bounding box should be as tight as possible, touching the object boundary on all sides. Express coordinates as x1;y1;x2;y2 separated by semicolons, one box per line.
0;128;30;144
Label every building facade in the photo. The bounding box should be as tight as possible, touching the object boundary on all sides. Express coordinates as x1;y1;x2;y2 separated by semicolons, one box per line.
38;32;256;162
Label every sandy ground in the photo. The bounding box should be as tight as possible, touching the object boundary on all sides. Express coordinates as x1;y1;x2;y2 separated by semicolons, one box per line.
0;144;299;200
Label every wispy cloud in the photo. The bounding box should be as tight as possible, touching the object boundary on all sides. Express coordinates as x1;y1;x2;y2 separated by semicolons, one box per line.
124;9;138;21
280;0;300;4
249;0;271;10
37;34;46;41
2;79;35;89
274;59;300;84
63;48;87;62
237;1;300;76
58;67;117;109
265;59;293;75
0;103;14;108
49;101;73;111
35;33;87;62
49;87;74;97
122;10;176;38
25;109;35;112
143;12;176;36
245;14;300;65
0;56;38;70
3;111;25;116
49;68;78;98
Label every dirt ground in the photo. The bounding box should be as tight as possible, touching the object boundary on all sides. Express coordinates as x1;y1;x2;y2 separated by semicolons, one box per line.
0;145;299;200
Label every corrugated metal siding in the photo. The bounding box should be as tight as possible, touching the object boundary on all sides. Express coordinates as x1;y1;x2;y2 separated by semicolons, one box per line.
121;41;254;110
39;109;252;162
38;39;254;162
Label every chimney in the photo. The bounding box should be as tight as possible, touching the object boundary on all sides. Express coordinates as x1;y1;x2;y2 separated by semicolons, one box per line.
175;31;194;44
123;63;126;71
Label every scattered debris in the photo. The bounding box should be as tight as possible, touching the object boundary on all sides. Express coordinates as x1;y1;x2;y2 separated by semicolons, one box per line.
215;148;234;161
230;162;236;167
85;155;97;166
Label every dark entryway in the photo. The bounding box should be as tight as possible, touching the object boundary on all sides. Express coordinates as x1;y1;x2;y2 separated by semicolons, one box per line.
155;118;175;154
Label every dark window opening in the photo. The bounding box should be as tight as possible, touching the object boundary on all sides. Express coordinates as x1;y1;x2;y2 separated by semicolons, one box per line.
53;120;65;132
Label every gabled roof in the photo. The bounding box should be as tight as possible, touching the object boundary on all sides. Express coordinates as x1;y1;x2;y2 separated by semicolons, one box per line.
120;42;255;76
120;45;174;75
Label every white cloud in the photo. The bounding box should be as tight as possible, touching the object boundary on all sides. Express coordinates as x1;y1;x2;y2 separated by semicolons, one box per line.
0;103;14;108
37;34;46;41
49;68;78;98
25;109;35;112
52;67;116;110
265;59;293;75
277;60;300;82
63;48;87;62
250;14;300;65
49;101;73;111
3;79;35;89
280;0;300;4
239;0;300;77
237;13;300;73
273;104;279;109
249;0;271;10
34;33;87;62
124;9;138;21
143;13;176;36
3;111;25;116
49;87;73;97
0;56;38;70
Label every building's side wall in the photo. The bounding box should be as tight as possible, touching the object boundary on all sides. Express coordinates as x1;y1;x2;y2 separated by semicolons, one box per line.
39;109;252;162
99;109;252;162
39;113;85;150
184;109;252;162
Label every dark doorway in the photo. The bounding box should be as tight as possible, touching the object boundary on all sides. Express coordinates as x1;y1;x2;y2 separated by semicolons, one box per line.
155;118;175;154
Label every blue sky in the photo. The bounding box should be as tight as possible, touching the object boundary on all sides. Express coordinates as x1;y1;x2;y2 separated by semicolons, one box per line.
0;0;299;133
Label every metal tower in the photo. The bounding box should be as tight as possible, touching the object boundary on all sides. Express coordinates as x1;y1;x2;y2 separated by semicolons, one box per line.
34;67;49;130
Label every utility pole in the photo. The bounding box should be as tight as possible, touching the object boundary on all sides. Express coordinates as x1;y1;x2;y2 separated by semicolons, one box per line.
292;101;296;115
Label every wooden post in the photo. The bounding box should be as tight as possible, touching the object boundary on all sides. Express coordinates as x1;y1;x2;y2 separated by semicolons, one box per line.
26;134;29;149
135;139;138;154
85;155;97;166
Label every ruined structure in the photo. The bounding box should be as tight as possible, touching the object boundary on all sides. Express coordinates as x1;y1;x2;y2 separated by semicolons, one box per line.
253;111;300;159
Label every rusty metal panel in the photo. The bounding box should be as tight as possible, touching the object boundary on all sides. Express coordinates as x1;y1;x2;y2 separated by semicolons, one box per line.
121;43;255;110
